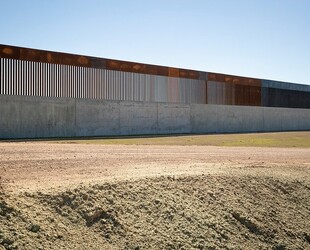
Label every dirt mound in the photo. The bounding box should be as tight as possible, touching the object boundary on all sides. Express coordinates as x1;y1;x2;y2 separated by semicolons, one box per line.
1;175;309;249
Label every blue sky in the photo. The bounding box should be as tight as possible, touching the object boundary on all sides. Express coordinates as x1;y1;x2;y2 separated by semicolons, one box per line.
1;0;310;84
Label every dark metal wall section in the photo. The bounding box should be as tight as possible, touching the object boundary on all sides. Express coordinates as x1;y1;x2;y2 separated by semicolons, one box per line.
262;80;310;109
1;44;310;108
262;87;310;109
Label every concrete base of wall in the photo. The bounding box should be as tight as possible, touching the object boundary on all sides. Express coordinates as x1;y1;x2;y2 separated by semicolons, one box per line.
0;95;309;139
190;104;310;133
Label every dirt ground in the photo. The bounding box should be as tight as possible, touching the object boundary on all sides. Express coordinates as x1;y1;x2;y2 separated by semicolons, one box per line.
0;140;310;249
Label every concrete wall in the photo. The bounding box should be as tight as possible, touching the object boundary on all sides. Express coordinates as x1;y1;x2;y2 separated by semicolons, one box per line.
0;95;309;139
0;95;76;138
190;104;310;133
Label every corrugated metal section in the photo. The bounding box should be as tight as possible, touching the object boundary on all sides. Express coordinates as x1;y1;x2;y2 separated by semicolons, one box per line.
207;73;261;106
0;58;206;104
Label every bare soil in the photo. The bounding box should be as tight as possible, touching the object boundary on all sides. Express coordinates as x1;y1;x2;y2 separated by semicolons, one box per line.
0;141;310;249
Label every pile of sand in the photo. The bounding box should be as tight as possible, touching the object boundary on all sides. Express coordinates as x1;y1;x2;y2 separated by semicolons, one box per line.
1;174;309;249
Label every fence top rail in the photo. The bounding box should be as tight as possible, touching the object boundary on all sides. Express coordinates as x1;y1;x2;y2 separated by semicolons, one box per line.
1;44;264;85
0;44;200;80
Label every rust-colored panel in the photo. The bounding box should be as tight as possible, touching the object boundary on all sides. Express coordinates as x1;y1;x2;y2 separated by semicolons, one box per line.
179;69;199;80
145;64;168;76
235;84;244;106
156;65;169;77
208;72;261;87
249;86;262;106
105;59;120;71
208;72;262;106
208;73;223;82
224;83;232;105
133;63;144;72
244;85;250;105
20;47;49;64
0;45;20;60
168;67;179;78
106;59;146;74
106;59;173;78
0;44;101;68
1;44;202;80
233;84;262;106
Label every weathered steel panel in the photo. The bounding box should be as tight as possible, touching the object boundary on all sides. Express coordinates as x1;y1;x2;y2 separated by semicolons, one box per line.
0;45;20;60
0;45;202;80
207;72;262;106
250;86;261;106
208;72;261;87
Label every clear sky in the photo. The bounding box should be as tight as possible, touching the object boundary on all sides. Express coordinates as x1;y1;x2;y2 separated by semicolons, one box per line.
1;0;310;84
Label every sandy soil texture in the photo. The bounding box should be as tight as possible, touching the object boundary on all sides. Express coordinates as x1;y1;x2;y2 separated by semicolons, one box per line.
0;142;310;249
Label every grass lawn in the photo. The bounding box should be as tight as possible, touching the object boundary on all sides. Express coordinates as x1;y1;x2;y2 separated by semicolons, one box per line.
53;131;310;148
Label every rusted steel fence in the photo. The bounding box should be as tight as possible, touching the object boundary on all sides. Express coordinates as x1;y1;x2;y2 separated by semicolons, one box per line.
0;45;205;104
207;73;261;106
1;44;310;108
